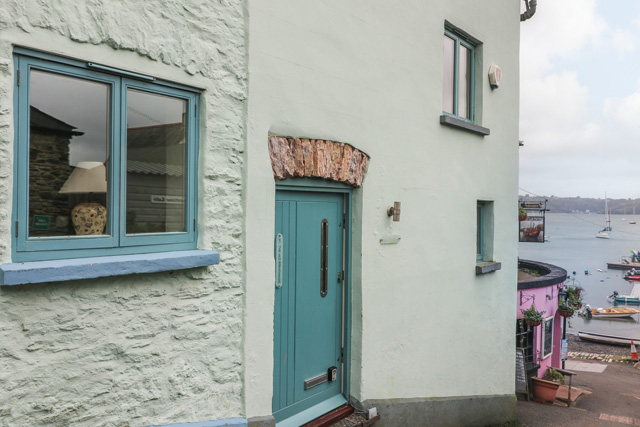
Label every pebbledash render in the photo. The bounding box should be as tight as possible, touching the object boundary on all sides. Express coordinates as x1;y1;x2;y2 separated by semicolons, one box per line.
0;1;522;427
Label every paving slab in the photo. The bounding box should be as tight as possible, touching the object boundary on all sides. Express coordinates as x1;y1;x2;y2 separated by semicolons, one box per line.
565;360;608;373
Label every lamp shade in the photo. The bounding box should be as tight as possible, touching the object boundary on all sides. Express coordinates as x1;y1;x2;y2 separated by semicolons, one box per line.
59;161;107;194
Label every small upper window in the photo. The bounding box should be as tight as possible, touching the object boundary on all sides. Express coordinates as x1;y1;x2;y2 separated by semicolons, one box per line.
443;28;475;122
541;317;554;358
476;202;484;261
13;49;200;261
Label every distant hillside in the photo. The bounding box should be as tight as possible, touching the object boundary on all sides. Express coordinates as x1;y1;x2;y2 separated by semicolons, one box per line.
519;195;640;215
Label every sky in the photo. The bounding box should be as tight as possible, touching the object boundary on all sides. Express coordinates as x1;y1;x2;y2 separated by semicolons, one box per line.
519;0;640;199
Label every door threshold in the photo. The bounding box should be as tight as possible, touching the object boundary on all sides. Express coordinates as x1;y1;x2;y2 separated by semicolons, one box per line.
276;395;347;427
302;404;354;427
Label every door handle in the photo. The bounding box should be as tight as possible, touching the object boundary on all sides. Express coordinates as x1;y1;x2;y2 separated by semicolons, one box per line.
320;219;328;297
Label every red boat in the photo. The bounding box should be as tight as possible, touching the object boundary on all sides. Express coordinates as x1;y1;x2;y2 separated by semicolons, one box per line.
624;274;640;281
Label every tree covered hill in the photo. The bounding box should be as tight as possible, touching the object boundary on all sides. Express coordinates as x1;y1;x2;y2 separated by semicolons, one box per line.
519;195;640;215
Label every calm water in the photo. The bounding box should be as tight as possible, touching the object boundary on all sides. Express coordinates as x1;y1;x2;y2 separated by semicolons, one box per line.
519;212;640;338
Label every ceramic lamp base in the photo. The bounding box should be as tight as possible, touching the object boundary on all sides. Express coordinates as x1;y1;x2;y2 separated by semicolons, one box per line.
72;202;107;235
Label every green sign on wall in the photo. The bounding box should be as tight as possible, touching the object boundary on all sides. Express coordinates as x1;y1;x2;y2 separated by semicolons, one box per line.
33;215;51;230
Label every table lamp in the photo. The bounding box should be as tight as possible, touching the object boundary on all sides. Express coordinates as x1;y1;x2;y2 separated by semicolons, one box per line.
59;161;107;235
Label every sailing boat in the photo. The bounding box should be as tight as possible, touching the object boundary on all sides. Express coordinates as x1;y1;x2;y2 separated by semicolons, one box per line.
596;196;611;239
631;206;637;224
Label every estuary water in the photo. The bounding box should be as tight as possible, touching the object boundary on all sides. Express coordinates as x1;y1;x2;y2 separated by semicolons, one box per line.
519;212;640;339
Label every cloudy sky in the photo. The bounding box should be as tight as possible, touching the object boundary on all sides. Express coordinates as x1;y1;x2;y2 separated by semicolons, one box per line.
519;0;640;199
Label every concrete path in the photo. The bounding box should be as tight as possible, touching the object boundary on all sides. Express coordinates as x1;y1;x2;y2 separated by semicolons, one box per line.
518;359;640;426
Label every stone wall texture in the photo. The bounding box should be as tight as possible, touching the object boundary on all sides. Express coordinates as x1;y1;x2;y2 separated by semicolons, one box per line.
0;1;247;426
268;136;370;187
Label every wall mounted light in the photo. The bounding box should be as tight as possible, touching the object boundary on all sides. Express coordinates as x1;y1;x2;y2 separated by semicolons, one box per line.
387;202;401;222
488;65;502;89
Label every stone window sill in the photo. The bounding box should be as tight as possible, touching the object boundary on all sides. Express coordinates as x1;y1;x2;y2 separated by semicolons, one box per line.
440;115;490;136
476;261;502;275
0;250;219;286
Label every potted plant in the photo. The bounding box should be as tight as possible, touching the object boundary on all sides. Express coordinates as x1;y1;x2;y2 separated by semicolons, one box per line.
521;304;545;326
558;300;574;318
531;367;563;403
567;285;584;310
519;205;528;221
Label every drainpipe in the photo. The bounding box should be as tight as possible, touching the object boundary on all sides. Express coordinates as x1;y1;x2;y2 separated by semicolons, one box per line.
520;0;537;22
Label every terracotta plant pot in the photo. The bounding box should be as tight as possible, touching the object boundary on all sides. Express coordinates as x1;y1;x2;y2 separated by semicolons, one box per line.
519;214;528;221
524;319;542;327
558;309;574;318
531;377;559;403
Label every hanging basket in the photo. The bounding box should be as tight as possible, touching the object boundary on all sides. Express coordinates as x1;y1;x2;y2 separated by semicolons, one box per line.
524;319;542;327
519;214;528;221
558;309;574;318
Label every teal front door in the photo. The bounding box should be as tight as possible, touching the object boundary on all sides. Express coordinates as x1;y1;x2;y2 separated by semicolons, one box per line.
273;190;347;425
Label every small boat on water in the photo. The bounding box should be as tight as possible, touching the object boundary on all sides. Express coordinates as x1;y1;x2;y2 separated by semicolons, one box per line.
582;305;639;319
610;283;640;304
624;270;640;281
578;331;640;346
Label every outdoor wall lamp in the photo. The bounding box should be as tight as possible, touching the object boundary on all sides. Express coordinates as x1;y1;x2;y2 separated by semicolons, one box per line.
387;202;401;222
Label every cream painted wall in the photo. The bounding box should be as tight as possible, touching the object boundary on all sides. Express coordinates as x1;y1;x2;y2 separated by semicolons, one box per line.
0;2;247;425
246;0;520;416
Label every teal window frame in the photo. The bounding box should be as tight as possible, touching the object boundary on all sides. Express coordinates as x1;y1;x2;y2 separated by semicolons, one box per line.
476;201;484;261
12;48;201;262
443;28;476;123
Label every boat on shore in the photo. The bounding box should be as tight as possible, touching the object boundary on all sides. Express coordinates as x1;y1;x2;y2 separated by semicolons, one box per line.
578;331;640;346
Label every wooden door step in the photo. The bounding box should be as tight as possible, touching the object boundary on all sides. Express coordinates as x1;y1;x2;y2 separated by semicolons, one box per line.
302;404;354;427
328;412;380;427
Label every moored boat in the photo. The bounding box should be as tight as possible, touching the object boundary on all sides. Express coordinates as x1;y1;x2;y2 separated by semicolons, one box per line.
578;331;640;346
609;283;640;304
582;305;639;319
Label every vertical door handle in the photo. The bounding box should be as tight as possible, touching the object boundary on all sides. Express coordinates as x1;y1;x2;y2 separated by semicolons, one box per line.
320;219;328;297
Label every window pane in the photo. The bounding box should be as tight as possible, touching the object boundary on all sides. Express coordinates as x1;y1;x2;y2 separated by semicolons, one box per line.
543;318;553;357
458;45;471;120
29;70;110;237
442;35;455;114
477;204;482;258
126;89;187;234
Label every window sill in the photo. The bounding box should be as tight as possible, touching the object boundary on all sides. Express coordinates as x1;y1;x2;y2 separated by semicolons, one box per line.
440;115;490;136
0;250;219;286
476;261;502;275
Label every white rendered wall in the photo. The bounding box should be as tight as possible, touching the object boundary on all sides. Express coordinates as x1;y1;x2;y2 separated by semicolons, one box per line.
246;0;520;416
0;2;247;425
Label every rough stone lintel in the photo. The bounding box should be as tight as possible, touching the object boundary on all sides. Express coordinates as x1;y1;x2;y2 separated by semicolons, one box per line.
268;136;370;187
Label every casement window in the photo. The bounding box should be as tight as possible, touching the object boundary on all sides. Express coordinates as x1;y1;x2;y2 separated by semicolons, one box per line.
443;28;475;121
541;317;554;359
475;200;500;274
476;202;484;261
12;49;200;262
516;320;535;368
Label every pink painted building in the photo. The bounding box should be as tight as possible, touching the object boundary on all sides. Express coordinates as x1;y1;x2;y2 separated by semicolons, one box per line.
517;260;567;382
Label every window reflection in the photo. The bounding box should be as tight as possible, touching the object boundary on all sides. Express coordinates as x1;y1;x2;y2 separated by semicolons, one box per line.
458;45;471;119
28;70;109;237
442;35;455;114
126;89;187;234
